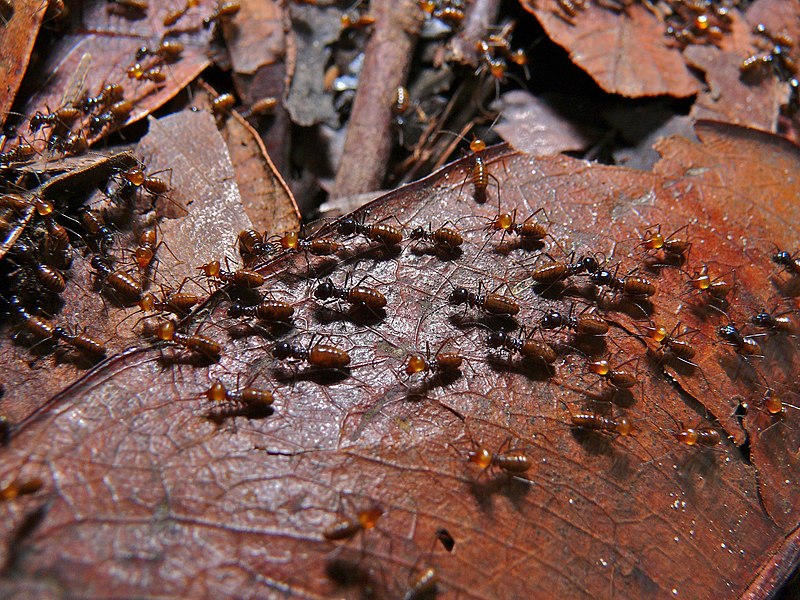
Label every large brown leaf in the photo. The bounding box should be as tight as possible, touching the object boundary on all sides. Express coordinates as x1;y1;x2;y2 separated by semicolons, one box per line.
0;0;44;128
1;125;799;598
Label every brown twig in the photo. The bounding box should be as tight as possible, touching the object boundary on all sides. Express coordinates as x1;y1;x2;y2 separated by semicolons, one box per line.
331;0;423;198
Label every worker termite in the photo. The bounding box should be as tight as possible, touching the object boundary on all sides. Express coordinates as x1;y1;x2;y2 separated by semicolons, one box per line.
279;231;341;256
163;0;198;26
449;283;519;316
336;213;403;246
211;93;236;118
409;222;463;255
404;567;438;600
404;341;463;382
58;325;107;357
44;219;73;269
8;294;61;345
203;0;240;27
485;207;548;249
127;63;166;84
237;229;277;264
90;255;143;303
466;436;533;478
685;265;733;306
642;322;698;367
718;323;762;356
204;379;274;416
323;504;383;541
567;405;633;436
638;223;691;264
272;339;351;370
197;260;265;289
588;356;638;390
227;297;294;322
540;306;609;336
486;329;557;364
152;320;222;360
314;275;387;312
11;241;67;294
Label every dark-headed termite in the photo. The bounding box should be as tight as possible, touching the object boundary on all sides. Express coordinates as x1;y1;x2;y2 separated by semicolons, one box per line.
314;277;387;311
449;284;519;316
0;477;44;501
203;0;240;27
9;295;60;342
59;327;107;357
530;254;599;285
89;99;133;134
154;320;222;360
409;223;463;252
323;504;383;541
336;214;403;246
237;229;277;263
279;231;341;256
28;105;81;133
751;309;799;335
136;40;184;61
10;241;66;294
90;255;143;302
272;340;351;369
228;298;294;322
486;329;557;364
773;249;800;276
590;266;656;297
204;379;274;410
44;219;73;269
81;209;115;253
540;307;608;336
81;83;124;113
718;324;762;356
197;260;265;289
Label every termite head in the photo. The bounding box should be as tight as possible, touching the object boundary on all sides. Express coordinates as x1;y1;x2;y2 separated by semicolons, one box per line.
405;353;427;375
486;330;507;348
467;448;492;469
449;287;469;305
272;341;292;360
205;380;226;402
336;217;358;236
541;310;562;330
314;279;335;300
589;359;610;376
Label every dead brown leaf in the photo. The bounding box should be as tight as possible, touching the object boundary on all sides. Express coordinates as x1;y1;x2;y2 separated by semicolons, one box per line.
520;1;701;98
1;123;799;597
221;0;286;76
0;0;44;128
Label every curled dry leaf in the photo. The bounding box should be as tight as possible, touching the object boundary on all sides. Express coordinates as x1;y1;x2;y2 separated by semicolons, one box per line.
221;0;286;76
520;1;701;98
493;90;593;156
1;123;799;597
15;0;215;146
0;0;44;127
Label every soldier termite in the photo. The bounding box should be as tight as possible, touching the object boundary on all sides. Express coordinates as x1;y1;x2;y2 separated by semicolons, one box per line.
638;223;691;264
485;207;548;250
685;265;733;306
0;477;44;501
279;231;341;256
204;379;274;417
404;343;463;379
467;442;533;477
323;504;383;541
448;283;519;316
336;212;403;246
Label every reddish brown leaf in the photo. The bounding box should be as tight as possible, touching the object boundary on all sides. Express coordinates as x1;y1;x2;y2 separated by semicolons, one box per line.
221;0;286;75
0;0;44;127
520;1;700;97
1;125;799;597
15;0;215;148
